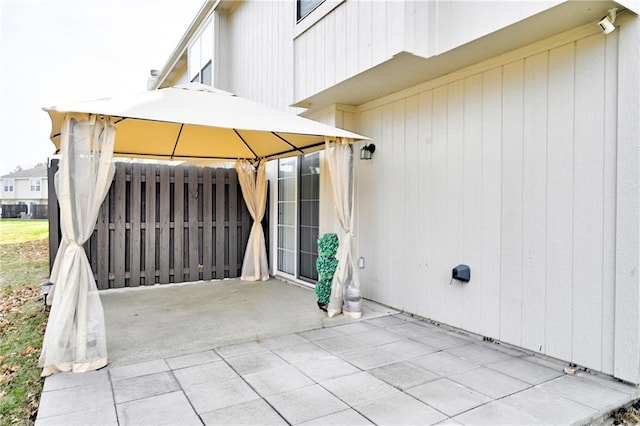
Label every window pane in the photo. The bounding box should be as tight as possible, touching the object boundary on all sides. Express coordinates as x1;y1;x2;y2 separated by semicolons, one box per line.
300;152;320;172
299;253;318;281
278;249;294;274
297;0;324;21
278;177;295;202
298;152;319;281
188;38;201;81
278;201;295;226
201;21;213;64
201;60;212;86
278;158;296;178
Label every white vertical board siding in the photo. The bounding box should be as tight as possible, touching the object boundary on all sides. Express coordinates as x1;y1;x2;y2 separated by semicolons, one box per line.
461;75;483;333
227;0;295;112
521;51;547;353
572;34;606;370
445;81;465;327
601;31;618;376
417;91;434;317
614;18;640;384
294;0;406;102
479;68;502;338
430;86;449;322
499;59;525;347
545;43;575;363
390;100;406;310
293;1;567;103
356;31;623;379
404;95;420;314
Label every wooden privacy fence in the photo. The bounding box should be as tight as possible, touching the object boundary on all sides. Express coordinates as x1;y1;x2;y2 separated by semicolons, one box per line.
48;160;267;289
1;204;28;218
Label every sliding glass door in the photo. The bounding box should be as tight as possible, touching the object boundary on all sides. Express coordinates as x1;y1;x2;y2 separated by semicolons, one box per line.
277;153;319;282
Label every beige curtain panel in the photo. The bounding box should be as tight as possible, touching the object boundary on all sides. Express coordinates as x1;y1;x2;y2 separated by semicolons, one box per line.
39;114;116;376
235;160;269;281
325;137;362;319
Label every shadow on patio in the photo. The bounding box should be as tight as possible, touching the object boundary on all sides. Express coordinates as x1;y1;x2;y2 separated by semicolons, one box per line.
102;278;396;368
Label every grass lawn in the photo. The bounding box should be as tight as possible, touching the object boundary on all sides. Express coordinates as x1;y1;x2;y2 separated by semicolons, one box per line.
0;219;49;244
0;220;50;425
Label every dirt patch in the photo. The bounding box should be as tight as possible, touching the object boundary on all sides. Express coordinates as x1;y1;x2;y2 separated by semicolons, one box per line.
611;399;640;424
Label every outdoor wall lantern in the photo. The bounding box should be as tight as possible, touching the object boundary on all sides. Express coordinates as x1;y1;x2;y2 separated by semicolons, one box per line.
360;143;376;160
451;264;471;283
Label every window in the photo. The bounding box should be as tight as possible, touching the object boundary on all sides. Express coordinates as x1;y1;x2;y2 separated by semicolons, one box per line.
298;154;320;281
3;179;14;192
201;60;212;86
277;158;296;275
276;153;320;282
294;0;345;39
297;0;325;21
30;179;41;192
189;20;213;85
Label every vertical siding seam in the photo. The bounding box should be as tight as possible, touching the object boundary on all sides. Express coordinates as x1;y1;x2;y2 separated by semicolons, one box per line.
520;61;525;344
544;49;550;354
480;76;486;335
601;33;607;371
601;32;618;370
570;40;577;363
498;66;503;340
428;91;434;317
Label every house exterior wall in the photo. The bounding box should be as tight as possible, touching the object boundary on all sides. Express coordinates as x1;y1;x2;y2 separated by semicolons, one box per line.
159;0;639;384
1;176;48;209
354;17;639;383
224;1;298;112
293;0;567;103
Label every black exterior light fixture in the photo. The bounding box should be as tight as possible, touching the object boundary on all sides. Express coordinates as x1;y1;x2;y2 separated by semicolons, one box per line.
360;143;376;160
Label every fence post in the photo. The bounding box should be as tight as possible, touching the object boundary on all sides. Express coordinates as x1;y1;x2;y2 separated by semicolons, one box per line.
47;159;60;272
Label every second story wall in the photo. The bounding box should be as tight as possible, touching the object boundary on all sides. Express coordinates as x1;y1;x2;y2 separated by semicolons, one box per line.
1;177;47;201
291;0;631;107
293;1;564;103
224;1;298;113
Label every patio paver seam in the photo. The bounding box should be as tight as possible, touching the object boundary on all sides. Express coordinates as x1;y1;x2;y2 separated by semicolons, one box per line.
211;346;292;425
106;369;121;425
162;367;205;425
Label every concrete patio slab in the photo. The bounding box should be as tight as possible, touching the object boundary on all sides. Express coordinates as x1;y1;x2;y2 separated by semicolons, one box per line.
356;392;447;425
199;399;287;426
35;279;640;426
321;371;400;406
243;364;315;396
500;387;597;424
406;378;492;417
111;371;179;404
172;360;237;388
165;350;220;370
299;408;373;425
264;384;348;424
101;278;394;367
368;360;440;389
449;366;531;399
115;391;201;426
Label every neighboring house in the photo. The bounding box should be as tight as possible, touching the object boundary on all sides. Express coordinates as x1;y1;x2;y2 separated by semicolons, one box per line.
0;165;49;218
151;1;640;384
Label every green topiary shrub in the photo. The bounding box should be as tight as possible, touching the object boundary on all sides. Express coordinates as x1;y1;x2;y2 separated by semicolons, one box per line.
316;256;338;280
315;233;339;310
317;233;339;257
315;278;332;305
